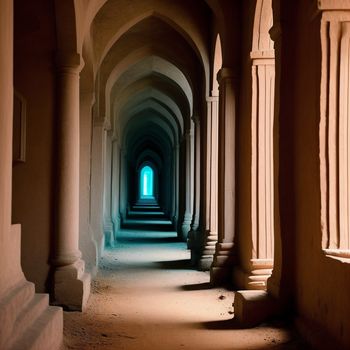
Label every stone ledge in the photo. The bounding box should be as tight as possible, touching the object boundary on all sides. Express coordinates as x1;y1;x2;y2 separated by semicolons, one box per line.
234;290;279;327
0;280;63;350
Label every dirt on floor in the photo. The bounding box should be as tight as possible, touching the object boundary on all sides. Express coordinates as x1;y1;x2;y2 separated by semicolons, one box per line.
62;230;309;350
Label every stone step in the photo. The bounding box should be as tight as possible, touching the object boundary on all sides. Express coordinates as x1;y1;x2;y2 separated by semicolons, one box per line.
127;211;167;220
131;206;161;212
10;294;50;343
122;219;174;231
10;305;63;350
0;280;35;348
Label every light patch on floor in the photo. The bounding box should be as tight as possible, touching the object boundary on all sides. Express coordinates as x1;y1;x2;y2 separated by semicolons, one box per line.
63;230;308;350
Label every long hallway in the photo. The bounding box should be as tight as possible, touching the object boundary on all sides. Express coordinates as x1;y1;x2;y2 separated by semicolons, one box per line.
63;230;307;350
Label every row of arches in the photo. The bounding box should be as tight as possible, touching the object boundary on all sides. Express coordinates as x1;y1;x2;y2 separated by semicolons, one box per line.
23;0;278;311
75;0;277;302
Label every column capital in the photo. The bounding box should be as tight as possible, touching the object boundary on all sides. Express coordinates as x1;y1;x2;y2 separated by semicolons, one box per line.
250;50;275;61
191;114;200;125
317;0;350;10
94;117;111;131
184;128;194;138
211;89;219;98
112;130;119;142
217;67;238;85
207;95;219;103
56;51;84;73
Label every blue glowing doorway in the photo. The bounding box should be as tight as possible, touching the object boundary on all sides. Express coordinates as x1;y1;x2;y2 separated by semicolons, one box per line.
140;165;154;198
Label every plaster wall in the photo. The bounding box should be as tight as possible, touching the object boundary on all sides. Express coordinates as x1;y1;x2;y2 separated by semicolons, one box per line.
279;1;350;347
12;0;56;292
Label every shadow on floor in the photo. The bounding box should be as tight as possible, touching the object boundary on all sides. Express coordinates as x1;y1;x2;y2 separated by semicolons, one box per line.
155;259;192;270
200;318;243;330
117;236;180;244
179;282;212;291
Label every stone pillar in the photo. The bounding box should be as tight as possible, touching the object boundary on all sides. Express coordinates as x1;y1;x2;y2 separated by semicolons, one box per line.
198;95;219;270
319;4;350;254
210;68;237;285
181;127;194;240
119;148;128;222
79;90;98;277
52;52;91;311
0;2;63;348
103;130;115;247
90;117;108;255
172;144;180;227
234;51;275;290
188;116;201;251
111;138;121;234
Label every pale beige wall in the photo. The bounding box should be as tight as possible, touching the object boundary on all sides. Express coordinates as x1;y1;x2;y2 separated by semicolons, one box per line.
279;1;350;347
12;0;56;292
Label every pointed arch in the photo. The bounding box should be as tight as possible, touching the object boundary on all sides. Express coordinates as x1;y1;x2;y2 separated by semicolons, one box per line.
252;0;274;53
212;34;222;96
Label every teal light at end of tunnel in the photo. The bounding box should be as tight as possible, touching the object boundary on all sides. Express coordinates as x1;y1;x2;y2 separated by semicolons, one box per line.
140;166;154;198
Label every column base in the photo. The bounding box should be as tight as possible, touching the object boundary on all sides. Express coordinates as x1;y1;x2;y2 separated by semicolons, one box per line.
197;230;218;271
187;229;195;249
198;255;214;271
210;242;235;286
188;228;202;264
180;215;192;241
53;259;91;311
172;215;178;228
234;290;279;328
0;280;63;350
112;216;121;233
233;259;273;290
104;220;115;248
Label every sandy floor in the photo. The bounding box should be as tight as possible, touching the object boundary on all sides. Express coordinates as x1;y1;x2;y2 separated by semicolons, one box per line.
63;230;308;350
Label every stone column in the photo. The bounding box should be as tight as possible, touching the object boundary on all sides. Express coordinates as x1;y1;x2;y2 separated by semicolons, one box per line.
90;117;108;255
103;130;115;246
181;127;195;240
111;138;121;233
79;90;98;277
119;148;128;222
188;116;201;251
210;68;237;285
198;95;219;270
175;145;180;222
234;52;275;290
171;144;180;226
0;2;62;348
52;52;91;311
